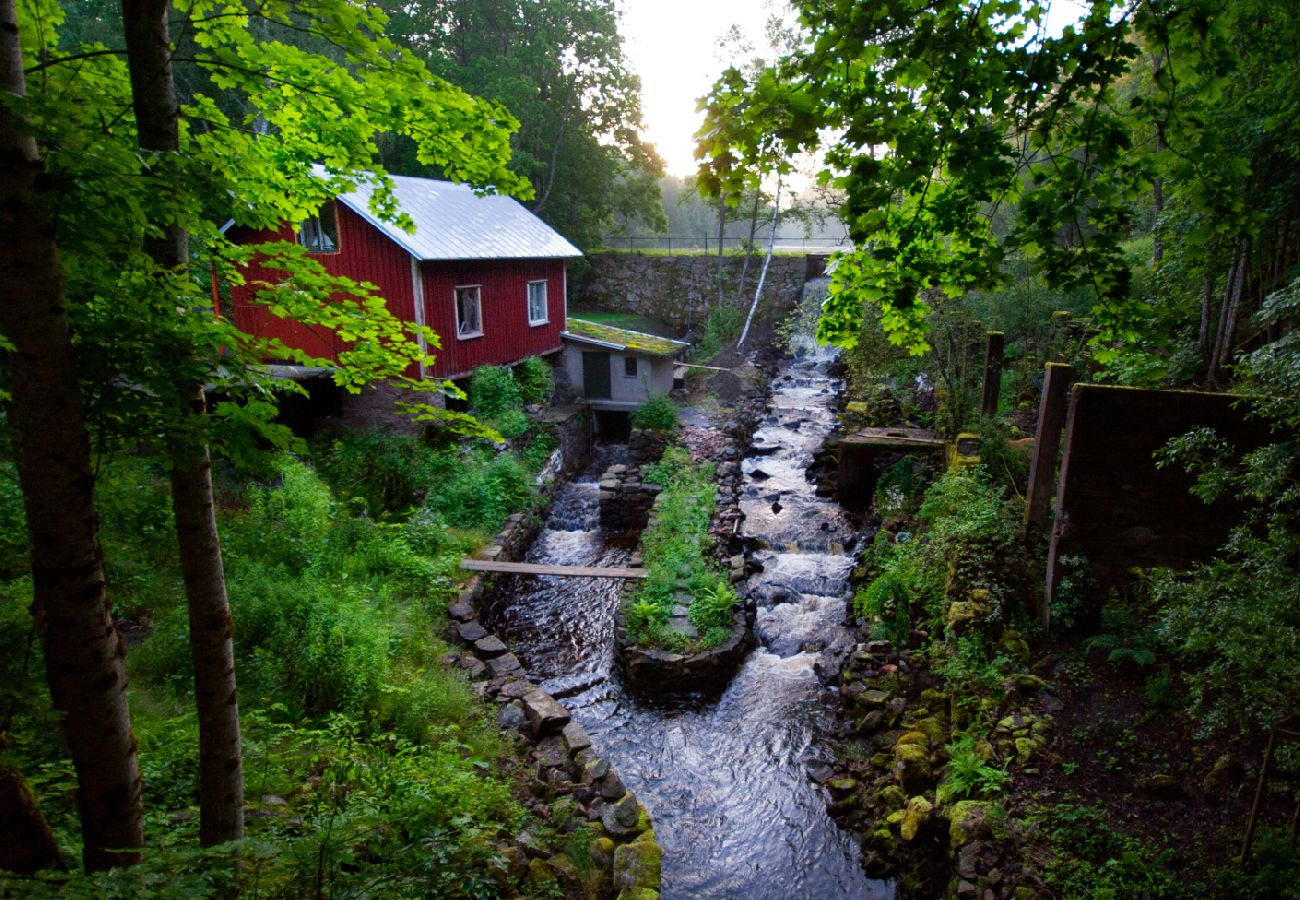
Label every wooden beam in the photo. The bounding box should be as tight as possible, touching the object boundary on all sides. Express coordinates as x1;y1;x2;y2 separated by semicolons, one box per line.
980;331;1006;418
1024;363;1076;534
459;560;647;579
840;426;946;451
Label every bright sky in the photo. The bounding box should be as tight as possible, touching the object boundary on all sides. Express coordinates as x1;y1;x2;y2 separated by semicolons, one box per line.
617;0;1092;179
618;0;779;178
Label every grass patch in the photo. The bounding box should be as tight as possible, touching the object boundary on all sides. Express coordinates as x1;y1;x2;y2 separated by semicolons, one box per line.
625;447;736;651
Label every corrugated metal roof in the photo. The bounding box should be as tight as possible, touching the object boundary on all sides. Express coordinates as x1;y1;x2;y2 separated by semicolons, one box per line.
333;174;583;262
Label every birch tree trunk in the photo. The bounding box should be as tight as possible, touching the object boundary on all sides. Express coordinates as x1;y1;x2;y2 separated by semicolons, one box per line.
122;0;244;847
0;0;144;871
737;175;781;350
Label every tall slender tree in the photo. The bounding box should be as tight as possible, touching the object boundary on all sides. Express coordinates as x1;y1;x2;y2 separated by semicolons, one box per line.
0;0;143;870
120;0;244;847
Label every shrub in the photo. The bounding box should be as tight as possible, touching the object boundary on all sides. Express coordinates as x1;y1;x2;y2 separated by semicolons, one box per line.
470;365;522;418
314;429;443;516
491;409;530;441
0;460;28;580
631;393;678;431
515;355;554;405
241;456;335;570
937;732;1010;803
690;304;745;362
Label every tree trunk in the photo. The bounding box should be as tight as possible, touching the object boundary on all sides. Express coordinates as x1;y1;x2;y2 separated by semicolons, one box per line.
736;190;761;306
715;192;727;319
1152;120;1166;265
1217;235;1251;372
1197;266;1215;362
0;0;144;871
1208;235;1249;387
121;0;244;847
737;175;781;350
0;765;61;874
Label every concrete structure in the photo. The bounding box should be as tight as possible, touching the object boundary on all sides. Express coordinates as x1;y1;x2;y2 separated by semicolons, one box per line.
560;318;686;411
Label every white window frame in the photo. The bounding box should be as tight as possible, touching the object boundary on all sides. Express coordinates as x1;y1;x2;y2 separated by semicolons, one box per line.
297;200;340;254
526;279;549;326
454;285;484;340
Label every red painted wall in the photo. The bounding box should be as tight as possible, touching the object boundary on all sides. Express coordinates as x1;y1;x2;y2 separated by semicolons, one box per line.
230;203;565;380
421;259;565;380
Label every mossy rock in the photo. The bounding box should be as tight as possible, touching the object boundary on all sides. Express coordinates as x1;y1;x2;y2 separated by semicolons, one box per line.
616;890;660;900
545;853;582;892
912;716;946;747
896;730;930;750
613;832;662;893
894;742;933;794
528;857;557;891
900;795;934;842
946;800;995;847
878;785;907;811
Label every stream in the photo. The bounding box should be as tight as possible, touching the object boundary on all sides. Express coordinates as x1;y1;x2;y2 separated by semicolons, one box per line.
483;282;891;899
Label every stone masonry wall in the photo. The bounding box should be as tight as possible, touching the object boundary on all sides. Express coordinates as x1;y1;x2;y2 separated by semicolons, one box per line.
571;252;809;329
598;464;661;532
442;417;661;898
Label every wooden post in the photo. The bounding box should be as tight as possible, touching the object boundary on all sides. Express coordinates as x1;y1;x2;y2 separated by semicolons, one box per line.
980;331;1005;418
1025;363;1076;533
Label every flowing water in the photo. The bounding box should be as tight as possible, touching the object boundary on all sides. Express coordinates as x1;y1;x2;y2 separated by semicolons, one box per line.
483;281;890;899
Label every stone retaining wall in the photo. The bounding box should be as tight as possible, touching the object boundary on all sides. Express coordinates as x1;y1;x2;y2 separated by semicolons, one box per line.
443;428;661;898
571;252;809;329
627;427;671;467
598;464;661;531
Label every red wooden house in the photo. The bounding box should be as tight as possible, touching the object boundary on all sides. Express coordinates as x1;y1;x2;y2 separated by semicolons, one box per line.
228;173;582;383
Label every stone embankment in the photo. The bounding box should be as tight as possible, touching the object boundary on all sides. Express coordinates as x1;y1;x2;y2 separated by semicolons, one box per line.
446;464;661;898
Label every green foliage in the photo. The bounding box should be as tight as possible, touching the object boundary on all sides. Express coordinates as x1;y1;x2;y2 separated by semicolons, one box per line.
315;429;445;516
1043;802;1181;899
515;356;555;406
854;466;1026;643
382;0;665;249
690;304;746;362
937;733;1010;804
470;365;524;419
627;447;727;649
630;394;679;431
0;460;29;580
1150;282;1300;732
689;578;738;636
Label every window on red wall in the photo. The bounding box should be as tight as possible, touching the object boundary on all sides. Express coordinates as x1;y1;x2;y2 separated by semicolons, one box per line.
527;280;548;325
298;200;340;254
455;285;483;338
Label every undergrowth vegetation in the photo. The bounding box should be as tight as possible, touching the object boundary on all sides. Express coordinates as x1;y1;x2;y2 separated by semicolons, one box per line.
625;447;735;650
0;359;561;895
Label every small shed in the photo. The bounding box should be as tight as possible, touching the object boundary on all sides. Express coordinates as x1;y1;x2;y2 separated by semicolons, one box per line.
560;319;687;410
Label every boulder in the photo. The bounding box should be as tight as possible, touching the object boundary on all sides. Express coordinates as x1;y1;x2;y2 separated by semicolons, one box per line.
457;621;488;643
474;635;509;659
600;770;627;801
613;831;662;894
900;795;933;842
894;742;933;794
496;700;527;733
561;721;593;756
947;800;995;847
522;690;571;736
487;653;523;677
601;794;642;836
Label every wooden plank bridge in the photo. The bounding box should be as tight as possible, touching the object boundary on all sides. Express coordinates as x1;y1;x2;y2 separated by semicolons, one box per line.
459;559;648;579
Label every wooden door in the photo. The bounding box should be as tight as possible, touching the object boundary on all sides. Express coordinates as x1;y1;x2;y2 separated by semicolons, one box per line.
582;351;611;399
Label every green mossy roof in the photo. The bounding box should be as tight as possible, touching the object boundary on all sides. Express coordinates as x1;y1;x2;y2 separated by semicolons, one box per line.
563;317;686;358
